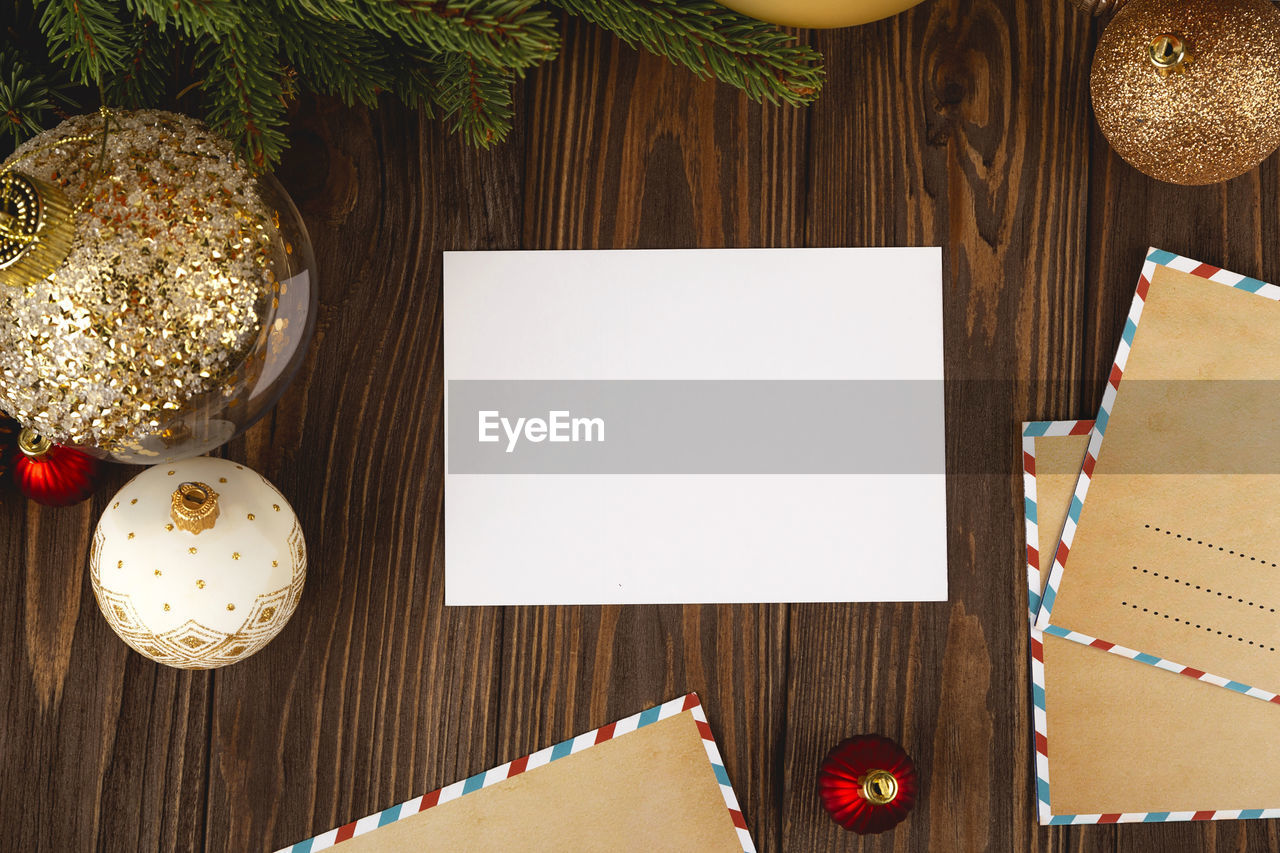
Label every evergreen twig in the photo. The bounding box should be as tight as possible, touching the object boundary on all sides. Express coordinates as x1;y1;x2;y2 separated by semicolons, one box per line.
0;47;76;146
36;0;130;85
272;4;391;108
193;5;289;169
125;0;241;37
104;20;173;108
359;0;559;72
6;0;826;168
549;0;824;107
428;52;515;147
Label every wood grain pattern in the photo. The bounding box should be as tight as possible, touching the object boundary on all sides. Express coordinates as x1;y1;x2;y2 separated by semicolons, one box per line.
4;2;1280;850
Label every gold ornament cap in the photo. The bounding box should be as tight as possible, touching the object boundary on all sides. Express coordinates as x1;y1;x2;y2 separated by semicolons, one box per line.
171;481;220;534
860;769;899;805
1148;33;1191;75
0;172;76;290
17;427;53;459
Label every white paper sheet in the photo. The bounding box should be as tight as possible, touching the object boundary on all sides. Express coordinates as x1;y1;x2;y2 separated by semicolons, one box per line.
444;248;947;605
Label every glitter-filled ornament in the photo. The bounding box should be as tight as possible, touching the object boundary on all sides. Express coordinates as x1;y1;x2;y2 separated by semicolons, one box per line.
0;110;317;464
818;734;918;834
12;427;100;506
1090;0;1280;185
90;456;306;669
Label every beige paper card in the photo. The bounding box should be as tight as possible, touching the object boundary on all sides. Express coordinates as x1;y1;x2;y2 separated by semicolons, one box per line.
279;696;752;852
1037;255;1280;698
1027;425;1280;819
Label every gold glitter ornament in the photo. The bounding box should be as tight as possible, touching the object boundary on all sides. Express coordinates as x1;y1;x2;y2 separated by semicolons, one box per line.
0;110;317;463
1090;0;1280;185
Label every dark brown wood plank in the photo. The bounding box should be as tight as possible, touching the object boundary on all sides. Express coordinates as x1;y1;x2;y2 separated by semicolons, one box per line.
783;3;1098;850
201;97;521;851
502;16;807;853
11;2;1280;850
0;471;211;852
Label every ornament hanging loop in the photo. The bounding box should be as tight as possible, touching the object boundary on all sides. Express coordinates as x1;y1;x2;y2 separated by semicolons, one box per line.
17;427;52;459
171;481;221;534
860;769;899;806
1149;33;1192;75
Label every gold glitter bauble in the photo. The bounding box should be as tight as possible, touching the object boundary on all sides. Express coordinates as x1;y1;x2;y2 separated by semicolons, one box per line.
1090;0;1280;185
0;111;316;463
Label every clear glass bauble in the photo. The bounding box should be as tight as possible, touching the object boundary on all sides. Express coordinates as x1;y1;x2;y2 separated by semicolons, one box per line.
0;110;318;465
111;175;318;464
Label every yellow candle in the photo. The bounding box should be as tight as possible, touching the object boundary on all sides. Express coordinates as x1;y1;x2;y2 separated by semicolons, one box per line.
717;0;928;28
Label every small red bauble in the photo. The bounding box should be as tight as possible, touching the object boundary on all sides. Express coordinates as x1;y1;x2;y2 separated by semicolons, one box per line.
13;428;100;507
818;734;918;834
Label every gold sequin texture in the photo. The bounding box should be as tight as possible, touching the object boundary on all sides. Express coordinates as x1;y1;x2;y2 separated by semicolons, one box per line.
0;110;275;447
1091;0;1280;185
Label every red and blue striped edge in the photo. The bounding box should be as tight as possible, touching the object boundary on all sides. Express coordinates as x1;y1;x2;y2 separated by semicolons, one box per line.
277;693;754;853
1022;420;1280;824
1030;247;1280;708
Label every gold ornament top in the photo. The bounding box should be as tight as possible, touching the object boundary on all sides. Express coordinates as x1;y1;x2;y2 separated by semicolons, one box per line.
0;172;77;286
0;110;278;449
17;426;52;459
0;111;108;290
171;481;220;534
1148;33;1192;75
860;769;899;805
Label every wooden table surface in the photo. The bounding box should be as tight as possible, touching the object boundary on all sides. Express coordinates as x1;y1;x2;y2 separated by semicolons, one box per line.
6;4;1280;851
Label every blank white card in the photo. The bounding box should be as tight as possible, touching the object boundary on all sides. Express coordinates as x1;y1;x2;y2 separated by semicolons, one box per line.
444;248;947;605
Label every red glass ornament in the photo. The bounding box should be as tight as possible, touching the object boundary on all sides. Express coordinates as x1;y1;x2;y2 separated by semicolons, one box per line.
818;734;918;834
12;428;100;507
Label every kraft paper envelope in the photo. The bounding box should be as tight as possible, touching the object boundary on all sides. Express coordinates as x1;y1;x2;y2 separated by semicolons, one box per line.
279;695;753;852
1036;248;1280;700
1024;421;1280;821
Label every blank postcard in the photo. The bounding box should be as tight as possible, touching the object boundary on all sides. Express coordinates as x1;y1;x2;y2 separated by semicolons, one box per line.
444;248;946;605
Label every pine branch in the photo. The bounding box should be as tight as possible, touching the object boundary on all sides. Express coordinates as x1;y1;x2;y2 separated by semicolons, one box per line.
0;47;76;147
384;47;439;115
103;19;173;108
126;0;242;37
299;0;560;73
35;0;130;85
551;0;823;107
194;5;288;169
273;2;391;107
428;52;514;147
11;0;827;167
